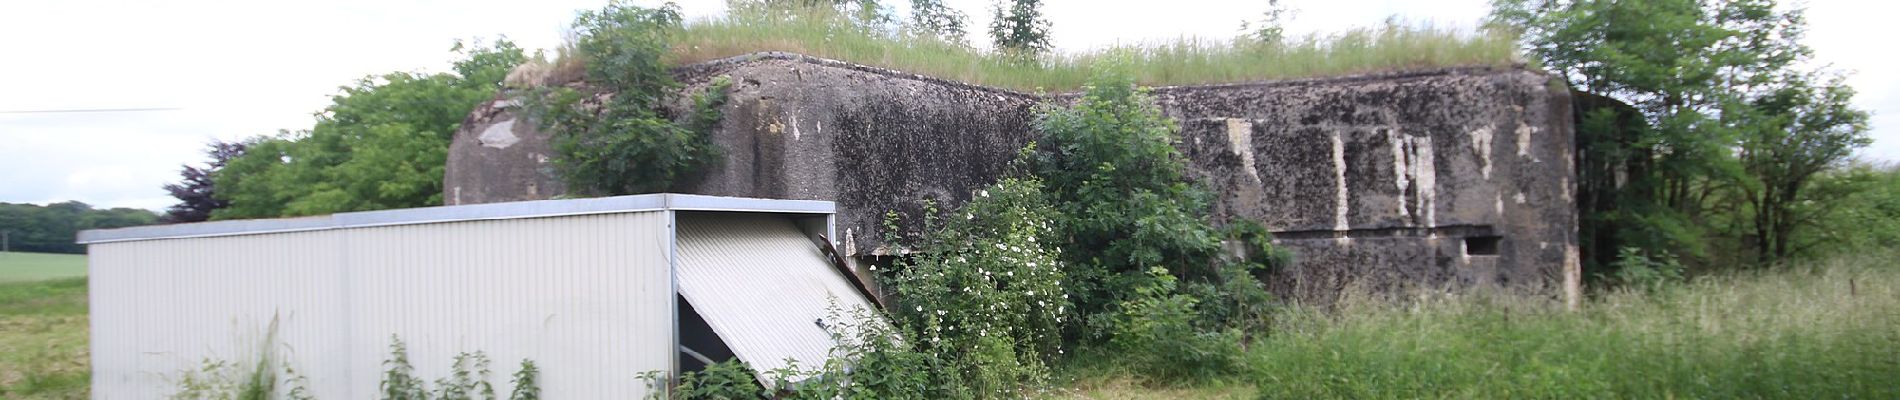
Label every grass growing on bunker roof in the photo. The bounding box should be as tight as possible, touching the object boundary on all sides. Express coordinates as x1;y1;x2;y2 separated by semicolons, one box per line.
663;8;1521;92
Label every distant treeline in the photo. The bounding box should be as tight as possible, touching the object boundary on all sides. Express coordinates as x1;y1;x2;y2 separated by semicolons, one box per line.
0;202;157;254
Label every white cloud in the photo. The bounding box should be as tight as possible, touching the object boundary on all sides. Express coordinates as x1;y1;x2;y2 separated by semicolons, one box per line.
0;0;1891;211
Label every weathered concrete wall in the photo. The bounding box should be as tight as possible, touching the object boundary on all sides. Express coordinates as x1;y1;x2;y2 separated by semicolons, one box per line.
444;98;566;205
1151;70;1577;302
444;53;1578;303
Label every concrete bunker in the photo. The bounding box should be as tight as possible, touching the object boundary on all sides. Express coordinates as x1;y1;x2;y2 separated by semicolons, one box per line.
445;52;1580;304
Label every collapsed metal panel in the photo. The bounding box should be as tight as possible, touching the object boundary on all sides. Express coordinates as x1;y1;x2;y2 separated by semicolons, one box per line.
673;212;878;384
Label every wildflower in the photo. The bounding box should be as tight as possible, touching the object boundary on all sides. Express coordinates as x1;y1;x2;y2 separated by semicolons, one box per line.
979;190;990;198
916;305;923;312
870;265;878;271
966;213;974;220
1027;262;1037;268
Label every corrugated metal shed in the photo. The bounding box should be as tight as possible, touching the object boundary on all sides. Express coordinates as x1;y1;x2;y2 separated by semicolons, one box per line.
79;194;854;398
675;212;880;382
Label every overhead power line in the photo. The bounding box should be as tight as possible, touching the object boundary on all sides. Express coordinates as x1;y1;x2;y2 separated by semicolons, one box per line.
0;107;184;114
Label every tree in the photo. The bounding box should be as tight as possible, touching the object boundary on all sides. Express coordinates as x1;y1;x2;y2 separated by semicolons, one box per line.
162;140;246;223
1731;72;1869;262
1490;0;1868;271
907;0;969;43
0;201;157;254
1240;0;1290;44
212;40;525;219
989;0;1051;56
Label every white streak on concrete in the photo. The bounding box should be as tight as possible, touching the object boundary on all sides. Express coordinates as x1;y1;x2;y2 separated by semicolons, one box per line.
790;115;801;140
1391;130;1411;219
1470;125;1494;179
478;118;520;149
1412;136;1436;229
1515;192;1527;204
1516;123;1538;159
1227;118;1260;183
1332;131;1350;234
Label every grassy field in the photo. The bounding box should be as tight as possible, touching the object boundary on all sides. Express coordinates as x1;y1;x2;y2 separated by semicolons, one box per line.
0;277;88;399
1067;251;1900;399
0;252;86;283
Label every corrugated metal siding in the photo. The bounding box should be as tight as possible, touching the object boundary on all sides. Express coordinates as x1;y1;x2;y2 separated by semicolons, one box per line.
674;213;878;381
88;211;672;398
344;212;672;398
89;230;348;399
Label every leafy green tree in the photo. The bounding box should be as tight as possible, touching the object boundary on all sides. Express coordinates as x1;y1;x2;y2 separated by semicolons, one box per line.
1490;0;1866;272
212;40;525;219
907;0;969;43
1728;72;1870;262
989;0;1051;56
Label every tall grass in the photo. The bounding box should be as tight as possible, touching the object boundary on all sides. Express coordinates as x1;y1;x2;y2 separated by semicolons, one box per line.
1241;252;1900;399
0;278;89;399
665;9;1520;91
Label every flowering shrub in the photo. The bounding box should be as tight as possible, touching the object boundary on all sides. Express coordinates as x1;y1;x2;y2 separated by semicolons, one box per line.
882;176;1071;398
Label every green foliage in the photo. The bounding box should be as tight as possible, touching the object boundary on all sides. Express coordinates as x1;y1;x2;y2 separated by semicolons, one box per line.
1491;0;1870;276
1240;0;1290;44
1106;268;1245;383
988;0;1051;56
213;40;524;219
883;176;1069;397
1608;247;1684;293
0;201;157;254
648;359;760;399
168;316;311;400
538;2;733;196
381;337;428;399
1800;163;1900;256
764;304;944;400
1032;65;1275;343
507;360;539;400
433;352;497;400
905;0;968;43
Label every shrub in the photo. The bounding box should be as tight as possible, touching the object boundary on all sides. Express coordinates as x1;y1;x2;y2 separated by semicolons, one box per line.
507;360;539;400
882;175;1070;397
1610;247;1685;293
1106;268;1246;382
1032;63;1276;345
537;1;733;195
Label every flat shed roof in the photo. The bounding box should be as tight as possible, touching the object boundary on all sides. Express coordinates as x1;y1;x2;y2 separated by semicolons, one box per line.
78;193;834;244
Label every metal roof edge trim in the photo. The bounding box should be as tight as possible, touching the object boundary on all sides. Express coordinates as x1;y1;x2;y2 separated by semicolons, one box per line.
77;193;835;244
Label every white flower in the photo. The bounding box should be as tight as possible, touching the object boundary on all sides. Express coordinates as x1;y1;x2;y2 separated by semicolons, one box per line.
1007;271;1014;277
995;243;1007;250
1027;290;1035;296
937;309;946;316
979;190;990;198
966;213;974;220
916;305;923;312
870;265;878;271
1038;300;1047;307
1028;236;1036;243
1027;262;1037;267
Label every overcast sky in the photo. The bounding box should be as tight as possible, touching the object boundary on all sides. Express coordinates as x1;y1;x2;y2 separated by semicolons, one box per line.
1;0;1892;211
